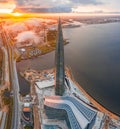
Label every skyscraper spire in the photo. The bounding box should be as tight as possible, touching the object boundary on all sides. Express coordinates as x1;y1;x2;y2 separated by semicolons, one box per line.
55;17;65;96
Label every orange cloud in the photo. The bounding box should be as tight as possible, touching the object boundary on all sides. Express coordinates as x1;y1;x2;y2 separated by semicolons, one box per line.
0;1;16;13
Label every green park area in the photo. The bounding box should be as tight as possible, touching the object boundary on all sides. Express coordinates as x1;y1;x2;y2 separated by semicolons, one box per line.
0;48;3;84
17;30;68;61
39;30;68;55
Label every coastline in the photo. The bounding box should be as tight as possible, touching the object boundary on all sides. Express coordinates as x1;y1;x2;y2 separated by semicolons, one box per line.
17;39;69;62
20;66;120;128
65;66;119;120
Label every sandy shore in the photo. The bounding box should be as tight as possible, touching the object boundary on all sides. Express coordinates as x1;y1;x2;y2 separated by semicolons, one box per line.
65;67;119;120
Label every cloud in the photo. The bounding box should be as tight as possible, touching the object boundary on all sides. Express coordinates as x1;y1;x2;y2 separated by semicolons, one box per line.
15;0;103;8
14;0;103;13
5;22;28;34
69;0;102;5
15;31;40;44
4;18;57;45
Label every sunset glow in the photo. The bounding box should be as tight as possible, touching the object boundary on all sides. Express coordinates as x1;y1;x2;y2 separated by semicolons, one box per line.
0;2;16;14
12;12;23;17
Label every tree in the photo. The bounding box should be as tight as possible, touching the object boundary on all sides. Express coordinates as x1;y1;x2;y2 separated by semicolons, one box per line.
24;125;33;129
47;30;57;41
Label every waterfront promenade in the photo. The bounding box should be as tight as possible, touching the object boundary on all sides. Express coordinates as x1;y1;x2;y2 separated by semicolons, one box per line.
66;67;119;120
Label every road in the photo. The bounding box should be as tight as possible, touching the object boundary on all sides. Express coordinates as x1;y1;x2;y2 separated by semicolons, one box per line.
10;49;20;129
0;112;7;129
1;25;20;129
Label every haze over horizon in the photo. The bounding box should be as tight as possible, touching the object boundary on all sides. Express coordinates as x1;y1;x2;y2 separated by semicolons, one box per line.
0;0;120;13
15;0;120;13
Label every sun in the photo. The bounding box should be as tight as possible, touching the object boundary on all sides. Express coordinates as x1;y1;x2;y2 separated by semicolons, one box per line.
12;12;23;17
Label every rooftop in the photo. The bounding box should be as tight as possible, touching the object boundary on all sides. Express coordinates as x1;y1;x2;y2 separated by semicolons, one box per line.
44;96;97;129
35;79;54;89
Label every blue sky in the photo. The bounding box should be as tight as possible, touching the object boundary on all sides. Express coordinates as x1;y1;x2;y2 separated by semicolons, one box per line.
1;0;119;13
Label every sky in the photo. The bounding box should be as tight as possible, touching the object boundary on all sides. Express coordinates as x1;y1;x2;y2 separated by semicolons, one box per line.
0;0;120;13
14;0;120;12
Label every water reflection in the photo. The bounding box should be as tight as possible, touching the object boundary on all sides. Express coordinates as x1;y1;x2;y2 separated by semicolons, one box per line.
17;23;120;115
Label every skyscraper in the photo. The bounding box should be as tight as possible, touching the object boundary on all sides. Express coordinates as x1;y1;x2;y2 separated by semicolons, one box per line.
55;18;65;96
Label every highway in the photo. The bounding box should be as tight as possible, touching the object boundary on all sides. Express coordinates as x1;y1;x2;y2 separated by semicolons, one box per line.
1;25;20;129
0;112;7;129
10;48;20;129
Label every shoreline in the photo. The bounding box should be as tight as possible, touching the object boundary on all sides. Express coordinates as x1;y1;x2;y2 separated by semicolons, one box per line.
17;39;69;62
22;66;120;120
19;65;120;120
65;67;119;120
20;66;120;128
